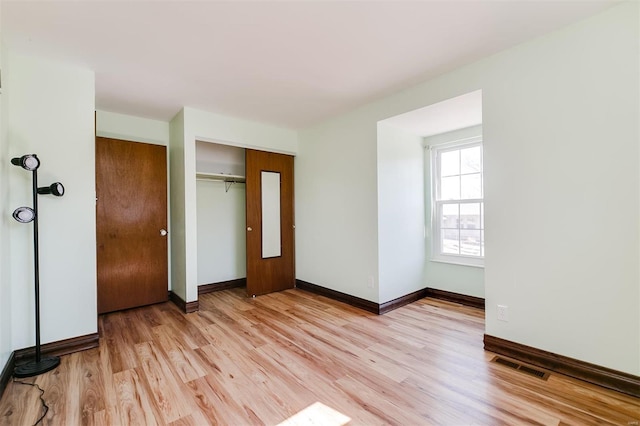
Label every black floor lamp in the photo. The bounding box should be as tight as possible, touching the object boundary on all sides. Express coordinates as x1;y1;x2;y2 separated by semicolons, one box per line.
11;154;65;378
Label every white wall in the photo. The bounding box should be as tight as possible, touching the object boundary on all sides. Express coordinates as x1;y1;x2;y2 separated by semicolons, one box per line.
186;107;298;155
96;110;169;146
0;3;13;370
296;2;639;374
169;110;187;301
196;180;246;285
376;123;425;303
6;50;96;348
196;141;245;176
170;107;298;303
424;126;485;298
482;3;638;375
296;113;379;302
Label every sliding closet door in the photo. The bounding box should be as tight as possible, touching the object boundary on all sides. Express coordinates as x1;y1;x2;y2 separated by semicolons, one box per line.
245;149;295;297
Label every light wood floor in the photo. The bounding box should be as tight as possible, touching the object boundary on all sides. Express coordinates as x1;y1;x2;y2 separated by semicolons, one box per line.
1;288;638;425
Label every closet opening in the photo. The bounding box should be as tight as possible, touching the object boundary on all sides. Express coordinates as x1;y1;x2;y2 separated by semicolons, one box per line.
195;141;247;294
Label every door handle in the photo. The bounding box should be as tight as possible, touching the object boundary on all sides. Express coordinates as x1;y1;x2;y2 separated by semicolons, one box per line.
160;229;168;236
247;227;253;232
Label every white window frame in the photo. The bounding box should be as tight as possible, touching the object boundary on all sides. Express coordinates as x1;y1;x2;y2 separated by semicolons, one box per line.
430;136;484;267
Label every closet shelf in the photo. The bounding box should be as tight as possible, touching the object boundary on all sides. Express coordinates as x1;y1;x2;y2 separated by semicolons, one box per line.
196;172;246;183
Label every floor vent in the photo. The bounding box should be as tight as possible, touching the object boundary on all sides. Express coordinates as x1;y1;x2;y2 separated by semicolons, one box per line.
492;356;550;380
494;357;520;369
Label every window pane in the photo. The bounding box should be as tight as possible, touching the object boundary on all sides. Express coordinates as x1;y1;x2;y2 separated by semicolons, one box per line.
441;203;459;229
440;150;459;177
460;230;481;257
442;229;459;254
460;203;480;230
433;142;484;262
461;146;481;174
461;173;481;199
441;176;460;200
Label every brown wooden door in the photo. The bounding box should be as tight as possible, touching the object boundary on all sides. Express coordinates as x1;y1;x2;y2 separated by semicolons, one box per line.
96;137;168;313
245;149;295;297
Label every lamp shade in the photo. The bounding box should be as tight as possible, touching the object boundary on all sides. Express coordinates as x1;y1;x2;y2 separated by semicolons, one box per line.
37;182;65;197
11;154;40;171
13;207;36;223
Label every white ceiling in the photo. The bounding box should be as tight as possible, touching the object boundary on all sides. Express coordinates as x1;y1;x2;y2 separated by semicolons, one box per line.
2;1;617;130
382;90;482;137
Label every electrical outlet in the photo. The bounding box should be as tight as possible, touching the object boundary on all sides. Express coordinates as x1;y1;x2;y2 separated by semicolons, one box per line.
497;305;509;322
367;276;375;289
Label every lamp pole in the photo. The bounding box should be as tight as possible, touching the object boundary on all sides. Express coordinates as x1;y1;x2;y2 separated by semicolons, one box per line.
13;156;62;378
32;167;42;364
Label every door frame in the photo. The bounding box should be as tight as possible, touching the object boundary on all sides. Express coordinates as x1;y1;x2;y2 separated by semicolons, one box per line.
175;133;297;309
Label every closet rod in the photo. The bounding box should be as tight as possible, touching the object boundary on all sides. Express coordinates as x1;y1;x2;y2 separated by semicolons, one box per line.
195;172;246;182
196;172;246;192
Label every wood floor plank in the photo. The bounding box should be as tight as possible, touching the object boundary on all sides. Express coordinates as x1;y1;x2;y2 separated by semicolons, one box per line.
195;344;286;424
158;305;210;349
296;320;410;383
152;325;208;383
335;374;427;425
91;409;108;426
484;364;636;425
277;401;351;426
0;379;41;426
96;336;123;426
134;341;195;423
245;347;321;412
205;310;269;351
113;368;162;426
183;376;248;425
100;313;139;373
36;354;71;425
62;349;106;425
1;287;638;425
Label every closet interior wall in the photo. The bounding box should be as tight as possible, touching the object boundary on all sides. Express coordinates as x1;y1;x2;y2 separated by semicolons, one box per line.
195;141;247;286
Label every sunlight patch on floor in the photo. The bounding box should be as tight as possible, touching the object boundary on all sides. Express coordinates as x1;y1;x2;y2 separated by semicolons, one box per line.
277;402;351;426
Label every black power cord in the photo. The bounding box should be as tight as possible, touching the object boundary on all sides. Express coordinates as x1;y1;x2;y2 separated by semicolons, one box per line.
12;379;49;425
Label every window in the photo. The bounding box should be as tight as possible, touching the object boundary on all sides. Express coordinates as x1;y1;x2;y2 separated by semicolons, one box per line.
431;138;483;266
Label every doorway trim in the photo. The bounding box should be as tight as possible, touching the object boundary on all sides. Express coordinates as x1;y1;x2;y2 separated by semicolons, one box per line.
167;107;298;313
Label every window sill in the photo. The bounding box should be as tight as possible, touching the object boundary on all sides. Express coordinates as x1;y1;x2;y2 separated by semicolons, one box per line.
430;257;484;268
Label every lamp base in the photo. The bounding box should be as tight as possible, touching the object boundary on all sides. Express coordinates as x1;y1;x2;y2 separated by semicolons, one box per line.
14;356;60;378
